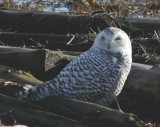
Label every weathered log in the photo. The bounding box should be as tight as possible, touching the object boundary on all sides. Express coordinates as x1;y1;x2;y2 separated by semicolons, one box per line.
126;17;160;35
0;46;160;123
0;9;109;34
118;63;160;122
0;94;78;127
35;97;145;127
0;65;43;85
0;46;71;80
0;59;160;124
0;81;145;127
0;9;160;36
0;46;158;82
127;63;160;93
0;46;72;81
0;77;145;127
0;46;46;79
0;32;94;51
0;32;72;48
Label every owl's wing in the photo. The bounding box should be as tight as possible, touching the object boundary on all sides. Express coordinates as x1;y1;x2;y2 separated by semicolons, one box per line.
45;50;122;102
16;50;122;104
53;50;116;99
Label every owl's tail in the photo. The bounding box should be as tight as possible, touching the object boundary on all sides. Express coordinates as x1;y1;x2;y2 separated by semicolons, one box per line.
15;83;53;101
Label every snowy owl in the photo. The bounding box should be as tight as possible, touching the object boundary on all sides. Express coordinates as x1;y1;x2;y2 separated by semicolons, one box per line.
16;27;132;106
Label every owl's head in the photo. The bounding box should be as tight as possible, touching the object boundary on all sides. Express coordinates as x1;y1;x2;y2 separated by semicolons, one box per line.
92;27;132;57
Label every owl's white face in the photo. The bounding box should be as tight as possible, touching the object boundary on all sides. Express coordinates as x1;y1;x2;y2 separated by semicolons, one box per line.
92;27;132;57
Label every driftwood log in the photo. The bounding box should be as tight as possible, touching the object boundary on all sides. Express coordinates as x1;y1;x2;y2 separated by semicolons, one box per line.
0;32;94;51
0;91;145;127
0;65;42;86
0;9;108;34
0;32;73;48
0;46;71;81
0;76;145;127
0;46;46;79
35;97;145;127
1;9;160;36
118;63;160;122
0;45;160;80
0;46;160;126
1;9;160;56
0;69;145;127
0;94;78;127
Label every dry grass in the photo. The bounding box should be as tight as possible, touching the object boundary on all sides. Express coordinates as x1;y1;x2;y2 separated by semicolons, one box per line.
3;0;49;11
1;0;160;17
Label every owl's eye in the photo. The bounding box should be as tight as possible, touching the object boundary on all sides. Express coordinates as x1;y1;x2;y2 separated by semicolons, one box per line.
115;37;121;41
101;36;105;40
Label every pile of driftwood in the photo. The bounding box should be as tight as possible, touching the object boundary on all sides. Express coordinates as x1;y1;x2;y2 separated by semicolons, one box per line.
0;8;160;127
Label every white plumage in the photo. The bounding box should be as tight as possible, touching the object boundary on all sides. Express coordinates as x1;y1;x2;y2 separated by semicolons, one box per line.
16;27;132;106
